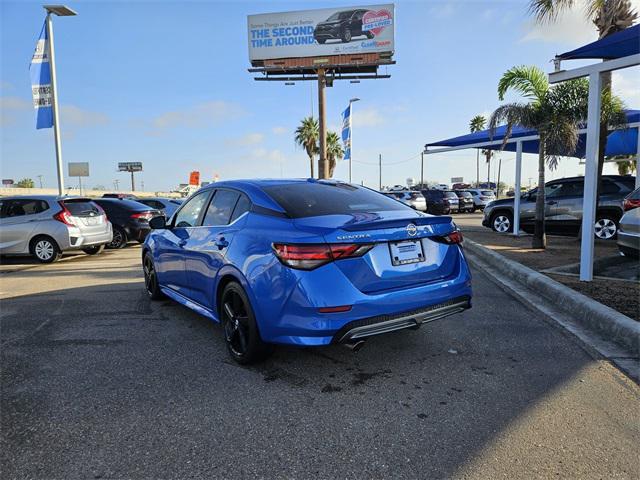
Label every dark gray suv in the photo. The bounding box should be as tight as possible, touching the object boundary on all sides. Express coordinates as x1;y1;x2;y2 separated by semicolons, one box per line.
482;175;636;239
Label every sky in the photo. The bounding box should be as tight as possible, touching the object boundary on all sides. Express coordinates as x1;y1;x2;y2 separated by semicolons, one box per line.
1;0;639;193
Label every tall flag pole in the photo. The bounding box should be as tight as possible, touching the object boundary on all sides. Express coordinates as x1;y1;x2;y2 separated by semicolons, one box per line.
341;104;352;182
31;6;76;195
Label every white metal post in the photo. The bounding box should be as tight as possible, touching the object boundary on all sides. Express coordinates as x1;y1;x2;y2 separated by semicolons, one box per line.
636;126;640;189
46;13;64;196
580;72;603;282
513;141;522;236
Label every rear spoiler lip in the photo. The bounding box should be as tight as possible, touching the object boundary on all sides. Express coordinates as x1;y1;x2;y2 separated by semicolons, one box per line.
340;215;453;232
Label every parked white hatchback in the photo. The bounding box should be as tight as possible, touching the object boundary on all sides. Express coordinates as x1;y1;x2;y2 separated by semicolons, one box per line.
0;195;112;263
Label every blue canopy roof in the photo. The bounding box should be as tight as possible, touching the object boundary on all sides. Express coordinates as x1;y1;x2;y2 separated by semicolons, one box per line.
425;110;639;158
558;24;639;60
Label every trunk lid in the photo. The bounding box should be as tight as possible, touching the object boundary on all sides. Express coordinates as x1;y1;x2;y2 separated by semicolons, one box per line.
61;199;109;235
294;211;460;293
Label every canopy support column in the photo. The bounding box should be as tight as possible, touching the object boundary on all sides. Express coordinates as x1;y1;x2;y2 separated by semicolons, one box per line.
580;72;602;282
636;127;640;189
513;141;522;236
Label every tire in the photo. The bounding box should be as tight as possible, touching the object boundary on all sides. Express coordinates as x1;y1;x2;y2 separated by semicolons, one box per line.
220;282;271;365
366;31;374;39
471;206;477;213
341;28;352;42
594;215;618;240
491;212;513;233
316;38;326;44
107;226;127;249
82;245;105;255
143;253;164;300
30;236;61;263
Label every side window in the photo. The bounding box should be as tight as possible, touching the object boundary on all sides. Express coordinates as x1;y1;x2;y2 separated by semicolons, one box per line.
230;195;251;223
557;181;583;197
202;190;240;227
1;199;46;218
173;191;210;228
545;183;564;198
601;180;620;195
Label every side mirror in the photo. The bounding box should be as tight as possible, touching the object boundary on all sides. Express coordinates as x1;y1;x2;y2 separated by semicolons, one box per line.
149;215;167;229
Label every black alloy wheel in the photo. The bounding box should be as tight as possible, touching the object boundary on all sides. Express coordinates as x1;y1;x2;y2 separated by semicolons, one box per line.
220;282;270;364
143;254;164;300
342;28;352;42
108;227;127;249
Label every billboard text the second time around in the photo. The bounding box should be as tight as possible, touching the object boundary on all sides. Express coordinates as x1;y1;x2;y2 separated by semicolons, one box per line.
248;4;394;62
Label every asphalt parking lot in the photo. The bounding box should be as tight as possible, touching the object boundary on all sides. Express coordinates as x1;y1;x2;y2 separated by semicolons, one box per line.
1;246;639;479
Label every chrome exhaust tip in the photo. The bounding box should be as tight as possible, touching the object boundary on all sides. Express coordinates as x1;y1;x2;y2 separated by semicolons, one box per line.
343;340;366;352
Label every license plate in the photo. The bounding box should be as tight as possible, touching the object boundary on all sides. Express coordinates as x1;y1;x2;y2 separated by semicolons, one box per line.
389;240;424;266
83;217;98;226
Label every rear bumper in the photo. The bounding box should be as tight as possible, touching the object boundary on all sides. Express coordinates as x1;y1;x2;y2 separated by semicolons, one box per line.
64;224;113;250
617;230;640;252
255;248;473;346
333;296;471;343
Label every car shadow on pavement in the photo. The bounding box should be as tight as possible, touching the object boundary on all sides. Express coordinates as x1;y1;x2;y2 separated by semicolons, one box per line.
1;273;638;479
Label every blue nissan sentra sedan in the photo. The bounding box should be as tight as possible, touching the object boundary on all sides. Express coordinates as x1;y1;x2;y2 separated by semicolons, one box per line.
142;179;472;363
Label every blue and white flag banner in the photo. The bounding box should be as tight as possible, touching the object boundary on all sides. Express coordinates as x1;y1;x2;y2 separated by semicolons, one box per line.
341;104;351;161
30;20;53;129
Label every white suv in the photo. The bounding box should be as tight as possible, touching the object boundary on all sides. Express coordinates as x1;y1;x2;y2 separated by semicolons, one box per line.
0;196;112;263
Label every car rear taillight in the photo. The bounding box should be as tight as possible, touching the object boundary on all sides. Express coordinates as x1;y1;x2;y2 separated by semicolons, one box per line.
53;202;77;226
272;243;374;270
623;198;640;211
131;211;154;221
431;231;463;245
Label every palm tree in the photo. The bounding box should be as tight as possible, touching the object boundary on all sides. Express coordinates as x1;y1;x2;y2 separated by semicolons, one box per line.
294;117;319;178
469;115;486;187
489;66;587;248
326;131;344;178
528;0;637;207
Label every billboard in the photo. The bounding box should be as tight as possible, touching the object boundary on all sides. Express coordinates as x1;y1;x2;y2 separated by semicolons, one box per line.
189;171;200;186
118;162;143;172
2;179;14;185
451;177;464;183
248;4;394;61
68;162;89;177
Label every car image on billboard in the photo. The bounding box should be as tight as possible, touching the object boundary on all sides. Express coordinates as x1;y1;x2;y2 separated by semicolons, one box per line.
247;4;394;62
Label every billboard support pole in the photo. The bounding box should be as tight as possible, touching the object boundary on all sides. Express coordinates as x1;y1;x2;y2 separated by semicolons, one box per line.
78;176;82;196
318;68;328;179
130;170;135;191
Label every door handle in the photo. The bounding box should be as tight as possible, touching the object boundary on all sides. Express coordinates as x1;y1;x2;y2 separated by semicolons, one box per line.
215;237;229;249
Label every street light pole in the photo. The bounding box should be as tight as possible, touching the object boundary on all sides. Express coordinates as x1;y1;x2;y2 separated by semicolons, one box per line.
348;97;360;183
43;5;76;196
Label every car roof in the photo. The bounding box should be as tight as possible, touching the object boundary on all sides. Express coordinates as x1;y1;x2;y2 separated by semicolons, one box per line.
547;175;635;183
0;195;91;202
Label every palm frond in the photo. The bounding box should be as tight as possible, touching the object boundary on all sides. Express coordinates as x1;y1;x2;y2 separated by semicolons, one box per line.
544;120;579;169
497;65;549;102
528;0;577;23
469;115;486;133
488;103;537;149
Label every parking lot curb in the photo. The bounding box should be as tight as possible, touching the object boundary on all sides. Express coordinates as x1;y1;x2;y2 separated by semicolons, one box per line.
464;239;640;355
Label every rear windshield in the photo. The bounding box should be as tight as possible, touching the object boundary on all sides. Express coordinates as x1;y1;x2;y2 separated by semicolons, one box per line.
262;183;410;218
62;199;101;217
96;199;152;211
457;191;472;198
443;191;458;199
628;187;640;200
481;190;495;196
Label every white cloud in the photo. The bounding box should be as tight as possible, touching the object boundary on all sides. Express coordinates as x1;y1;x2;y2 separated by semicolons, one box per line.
520;5;596;45
224;132;264;147
272;126;287;134
521;0;640;45
0;96;30;126
60;105;109;127
151;101;245;130
612;68;640;106
353;107;384;128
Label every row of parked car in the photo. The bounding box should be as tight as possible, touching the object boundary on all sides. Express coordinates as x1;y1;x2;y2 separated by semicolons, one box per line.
382;188;496;214
0;193;183;263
